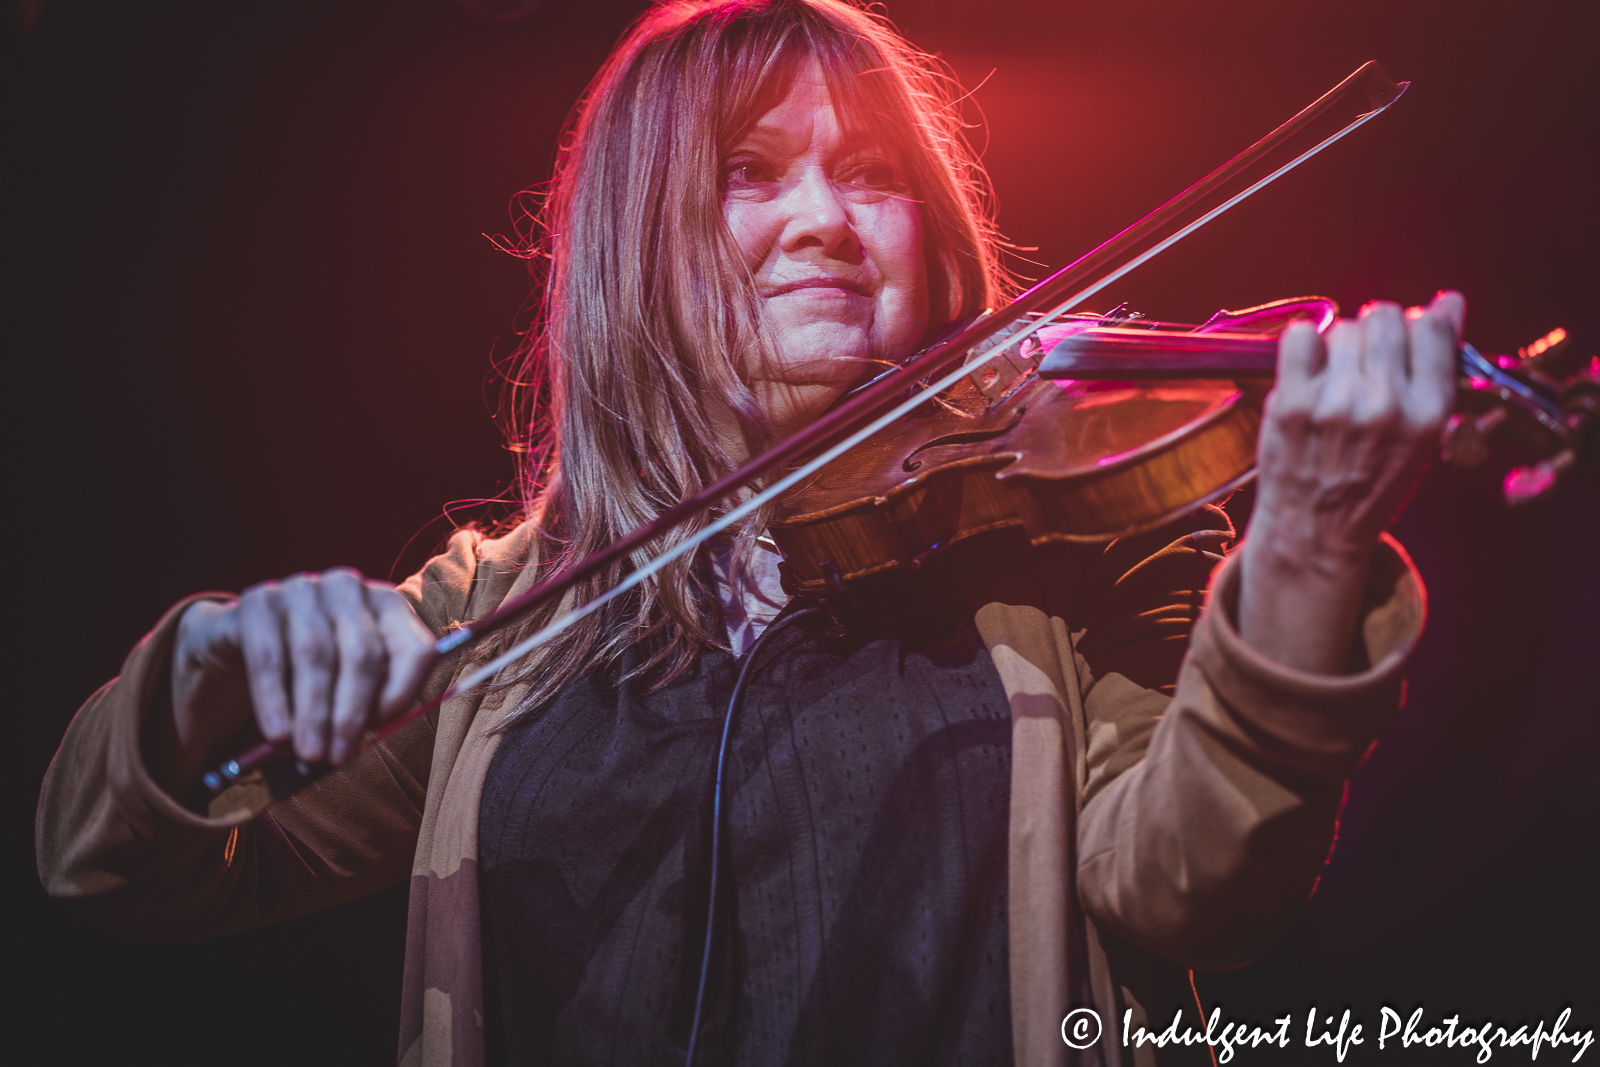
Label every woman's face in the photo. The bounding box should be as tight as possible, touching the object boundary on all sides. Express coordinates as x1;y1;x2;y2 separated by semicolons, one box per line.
722;57;929;437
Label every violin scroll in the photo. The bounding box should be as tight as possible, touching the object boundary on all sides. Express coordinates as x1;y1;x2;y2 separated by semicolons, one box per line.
1443;327;1597;504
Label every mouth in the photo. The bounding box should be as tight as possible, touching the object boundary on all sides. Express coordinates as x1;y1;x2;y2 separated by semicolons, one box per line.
764;277;870;297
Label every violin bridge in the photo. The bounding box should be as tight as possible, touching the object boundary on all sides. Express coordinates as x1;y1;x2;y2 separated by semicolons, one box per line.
966;320;1044;399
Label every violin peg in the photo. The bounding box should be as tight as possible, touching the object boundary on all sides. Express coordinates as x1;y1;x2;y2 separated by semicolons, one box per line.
1441;406;1508;468
1517;326;1567;361
1502;448;1575;506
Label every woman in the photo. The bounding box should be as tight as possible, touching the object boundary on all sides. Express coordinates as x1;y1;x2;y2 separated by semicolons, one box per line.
36;1;1458;1065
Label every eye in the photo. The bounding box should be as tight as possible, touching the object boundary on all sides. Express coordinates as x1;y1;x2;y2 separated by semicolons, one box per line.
847;161;901;190
723;156;776;189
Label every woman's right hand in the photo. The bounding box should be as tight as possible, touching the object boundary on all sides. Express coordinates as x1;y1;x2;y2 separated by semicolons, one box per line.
154;568;435;793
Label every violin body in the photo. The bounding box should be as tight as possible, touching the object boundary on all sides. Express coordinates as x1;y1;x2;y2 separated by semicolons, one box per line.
771;297;1336;595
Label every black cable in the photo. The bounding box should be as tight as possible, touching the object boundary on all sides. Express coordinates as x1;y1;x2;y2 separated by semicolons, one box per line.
684;606;822;1067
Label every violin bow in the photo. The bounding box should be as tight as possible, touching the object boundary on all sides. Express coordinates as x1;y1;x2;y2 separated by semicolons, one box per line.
208;61;1409;797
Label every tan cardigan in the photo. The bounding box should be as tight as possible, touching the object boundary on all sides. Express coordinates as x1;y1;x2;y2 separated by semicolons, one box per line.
37;520;1424;1067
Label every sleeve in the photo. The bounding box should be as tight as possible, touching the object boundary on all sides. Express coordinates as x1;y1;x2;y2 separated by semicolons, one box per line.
1073;531;1425;971
34;527;488;940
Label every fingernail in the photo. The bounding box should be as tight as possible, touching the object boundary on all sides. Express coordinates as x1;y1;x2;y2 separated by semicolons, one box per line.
330;740;347;764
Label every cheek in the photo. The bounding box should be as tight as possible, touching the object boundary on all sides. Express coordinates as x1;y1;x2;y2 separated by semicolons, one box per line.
724;200;776;269
901;208;926;284
870;201;928;324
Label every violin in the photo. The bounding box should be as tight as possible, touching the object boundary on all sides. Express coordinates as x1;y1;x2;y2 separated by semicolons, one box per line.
202;59;1595;798
769;298;1597;596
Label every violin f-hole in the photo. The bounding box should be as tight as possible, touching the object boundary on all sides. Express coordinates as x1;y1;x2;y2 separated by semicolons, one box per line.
902;407;1026;472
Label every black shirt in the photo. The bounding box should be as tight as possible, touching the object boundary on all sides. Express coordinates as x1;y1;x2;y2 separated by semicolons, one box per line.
478;607;1015;1066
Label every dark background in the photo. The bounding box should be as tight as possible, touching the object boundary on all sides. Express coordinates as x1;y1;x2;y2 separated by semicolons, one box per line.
8;0;1597;1063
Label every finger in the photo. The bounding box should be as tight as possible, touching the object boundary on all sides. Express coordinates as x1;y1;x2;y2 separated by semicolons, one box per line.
208;600;244;660
1404;290;1465;343
1275;319;1324;409
320;568;388;766
1315;318;1364;419
1356;300;1408;419
1426;289;1467;343
281;574;337;763
237;583;293;743
368;584;436;720
1406;290;1464;425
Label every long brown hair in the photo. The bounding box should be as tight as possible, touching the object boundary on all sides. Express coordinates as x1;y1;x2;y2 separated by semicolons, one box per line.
492;0;1011;721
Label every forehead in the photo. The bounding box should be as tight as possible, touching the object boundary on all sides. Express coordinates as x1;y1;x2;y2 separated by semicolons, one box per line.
729;56;895;156
737;62;835;146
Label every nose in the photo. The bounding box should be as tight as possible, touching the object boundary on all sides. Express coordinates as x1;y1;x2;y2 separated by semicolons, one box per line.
780;167;859;261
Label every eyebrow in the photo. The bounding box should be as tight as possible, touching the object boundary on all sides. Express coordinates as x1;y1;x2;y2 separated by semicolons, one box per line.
727;122;886;159
730;124;791;148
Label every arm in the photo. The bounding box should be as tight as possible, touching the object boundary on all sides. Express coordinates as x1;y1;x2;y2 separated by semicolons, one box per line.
1074;537;1423;970
1237;293;1459;672
34;529;490;939
1075;293;1454;969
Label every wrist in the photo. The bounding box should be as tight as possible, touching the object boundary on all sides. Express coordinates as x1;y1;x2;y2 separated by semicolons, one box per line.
1239;507;1376;590
1235;532;1372;676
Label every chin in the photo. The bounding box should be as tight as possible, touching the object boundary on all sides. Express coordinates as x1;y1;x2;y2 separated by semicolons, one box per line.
770;324;882;382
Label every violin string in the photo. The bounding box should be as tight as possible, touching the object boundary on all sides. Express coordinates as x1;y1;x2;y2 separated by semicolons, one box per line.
437;103;1396;707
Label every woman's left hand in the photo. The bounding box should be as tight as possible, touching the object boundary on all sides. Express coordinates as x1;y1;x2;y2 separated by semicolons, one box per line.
1237;290;1463;674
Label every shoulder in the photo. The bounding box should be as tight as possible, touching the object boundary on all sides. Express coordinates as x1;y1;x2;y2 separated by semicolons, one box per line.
396;520;542;637
1067;504;1234;621
846;503;1232;659
942;503;1235;623
960;504;1234;693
